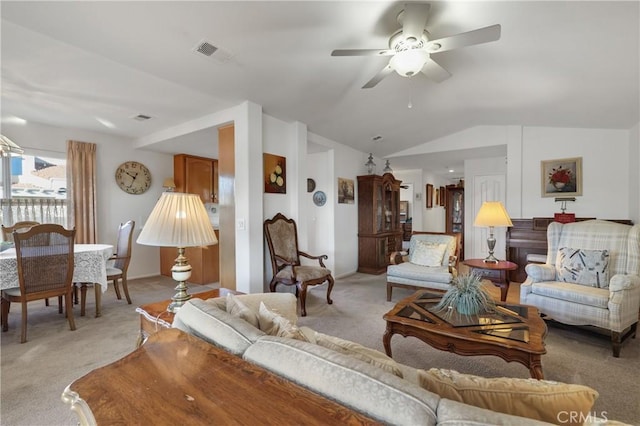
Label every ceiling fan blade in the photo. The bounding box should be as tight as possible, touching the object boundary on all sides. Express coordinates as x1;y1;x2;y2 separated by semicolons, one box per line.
401;3;431;42
421;58;451;83
427;24;501;53
362;65;394;89
331;49;394;57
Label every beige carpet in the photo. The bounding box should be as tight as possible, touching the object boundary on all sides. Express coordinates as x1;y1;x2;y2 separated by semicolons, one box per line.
1;274;638;425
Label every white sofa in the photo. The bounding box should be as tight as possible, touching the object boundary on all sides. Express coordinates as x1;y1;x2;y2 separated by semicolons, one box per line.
172;292;609;425
386;232;461;301
521;219;640;357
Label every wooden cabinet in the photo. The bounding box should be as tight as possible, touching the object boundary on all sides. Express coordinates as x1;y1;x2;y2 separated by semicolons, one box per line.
445;186;464;260
161;154;220;285
174;154;218;204
160;230;220;285
357;173;403;274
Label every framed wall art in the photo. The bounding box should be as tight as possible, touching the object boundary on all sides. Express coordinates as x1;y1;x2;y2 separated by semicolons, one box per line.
264;153;286;194
426;184;433;208
338;177;354;204
541;157;582;197
439;186;445;206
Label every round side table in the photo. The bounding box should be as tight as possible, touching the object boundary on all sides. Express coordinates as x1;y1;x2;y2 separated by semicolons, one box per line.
462;259;518;302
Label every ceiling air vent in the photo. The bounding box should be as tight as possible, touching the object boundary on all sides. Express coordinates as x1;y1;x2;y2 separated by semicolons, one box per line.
193;40;218;57
191;40;234;63
132;114;152;121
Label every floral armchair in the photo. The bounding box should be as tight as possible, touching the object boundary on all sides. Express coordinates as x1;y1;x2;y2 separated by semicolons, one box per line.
386;232;461;301
521;219;640;357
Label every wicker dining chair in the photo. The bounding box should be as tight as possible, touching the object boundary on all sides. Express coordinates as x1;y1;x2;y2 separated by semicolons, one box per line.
1;224;76;343
1;221;63;308
1;221;40;242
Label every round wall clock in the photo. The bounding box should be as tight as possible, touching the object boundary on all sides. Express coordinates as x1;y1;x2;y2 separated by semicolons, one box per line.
313;190;327;206
115;161;152;194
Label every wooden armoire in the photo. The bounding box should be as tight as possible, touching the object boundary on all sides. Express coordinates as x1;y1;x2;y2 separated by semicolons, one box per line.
357;173;403;274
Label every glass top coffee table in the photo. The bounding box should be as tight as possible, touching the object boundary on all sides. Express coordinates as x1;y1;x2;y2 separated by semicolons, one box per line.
383;290;547;379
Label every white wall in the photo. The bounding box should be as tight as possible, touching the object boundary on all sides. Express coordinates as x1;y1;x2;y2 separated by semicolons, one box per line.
421;171;447;232
308;132;364;278
518;127;630;219
3;121;173;279
393;170;423;230
629;123;639;224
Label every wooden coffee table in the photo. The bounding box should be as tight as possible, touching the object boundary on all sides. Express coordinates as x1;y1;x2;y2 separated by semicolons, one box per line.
383;290;547;379
62;329;379;426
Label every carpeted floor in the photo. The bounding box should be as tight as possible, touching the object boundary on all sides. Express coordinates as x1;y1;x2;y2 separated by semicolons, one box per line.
1;273;638;425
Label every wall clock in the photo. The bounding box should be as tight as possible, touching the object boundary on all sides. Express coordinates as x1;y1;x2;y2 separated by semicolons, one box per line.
313;190;326;206
115;161;152;194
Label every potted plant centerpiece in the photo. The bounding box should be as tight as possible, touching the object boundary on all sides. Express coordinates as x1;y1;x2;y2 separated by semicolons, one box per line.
435;272;495;316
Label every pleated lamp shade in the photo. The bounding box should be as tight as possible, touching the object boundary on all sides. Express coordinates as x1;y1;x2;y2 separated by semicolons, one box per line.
473;201;513;227
137;192;217;248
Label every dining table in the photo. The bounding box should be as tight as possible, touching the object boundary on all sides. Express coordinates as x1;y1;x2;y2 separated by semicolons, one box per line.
0;244;114;317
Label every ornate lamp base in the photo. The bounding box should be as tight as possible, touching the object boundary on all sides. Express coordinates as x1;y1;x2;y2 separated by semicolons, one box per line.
483;227;499;263
168;247;192;313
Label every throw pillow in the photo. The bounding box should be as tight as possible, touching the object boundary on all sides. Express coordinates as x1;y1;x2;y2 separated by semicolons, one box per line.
257;302;308;341
410;241;447;267
314;333;404;378
556;247;610;288
225;293;259;327
417;368;598;426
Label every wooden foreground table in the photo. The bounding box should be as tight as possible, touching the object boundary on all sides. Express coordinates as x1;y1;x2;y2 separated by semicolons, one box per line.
62;328;379;426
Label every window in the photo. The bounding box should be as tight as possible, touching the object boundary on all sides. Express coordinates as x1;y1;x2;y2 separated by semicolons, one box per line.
0;152;68;227
6;154;66;199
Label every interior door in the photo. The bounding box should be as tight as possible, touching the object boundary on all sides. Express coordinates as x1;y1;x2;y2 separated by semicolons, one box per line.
471;174;507;260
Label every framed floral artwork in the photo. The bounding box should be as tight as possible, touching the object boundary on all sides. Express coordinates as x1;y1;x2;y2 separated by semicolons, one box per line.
541;157;582;197
264;153;286;194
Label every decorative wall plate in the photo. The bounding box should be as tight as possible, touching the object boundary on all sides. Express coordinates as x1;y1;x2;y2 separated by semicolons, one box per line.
313;190;326;206
307;178;316;193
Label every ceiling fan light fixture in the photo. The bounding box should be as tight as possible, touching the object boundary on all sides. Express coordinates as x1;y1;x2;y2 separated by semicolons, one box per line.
390;49;429;77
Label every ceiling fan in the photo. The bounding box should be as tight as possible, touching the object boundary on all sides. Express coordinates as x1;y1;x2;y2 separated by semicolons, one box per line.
331;3;501;89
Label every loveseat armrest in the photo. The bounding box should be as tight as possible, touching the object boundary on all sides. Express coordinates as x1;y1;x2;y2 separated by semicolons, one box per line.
448;255;458;277
525;264;556;282
609;274;640;292
389;251;408;265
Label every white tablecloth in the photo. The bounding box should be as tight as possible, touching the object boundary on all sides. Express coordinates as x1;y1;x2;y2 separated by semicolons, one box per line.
0;244;113;292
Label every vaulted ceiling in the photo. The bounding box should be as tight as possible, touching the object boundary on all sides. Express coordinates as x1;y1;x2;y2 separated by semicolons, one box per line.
1;1;638;173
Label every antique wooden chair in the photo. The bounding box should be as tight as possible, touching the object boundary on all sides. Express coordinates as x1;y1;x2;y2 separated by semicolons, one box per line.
1;224;76;343
77;220;135;316
1;221;59;307
263;213;334;316
1;221;40;242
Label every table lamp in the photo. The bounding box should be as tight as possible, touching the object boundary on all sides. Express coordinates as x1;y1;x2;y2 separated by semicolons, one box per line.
473;201;513;263
137;192;218;312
